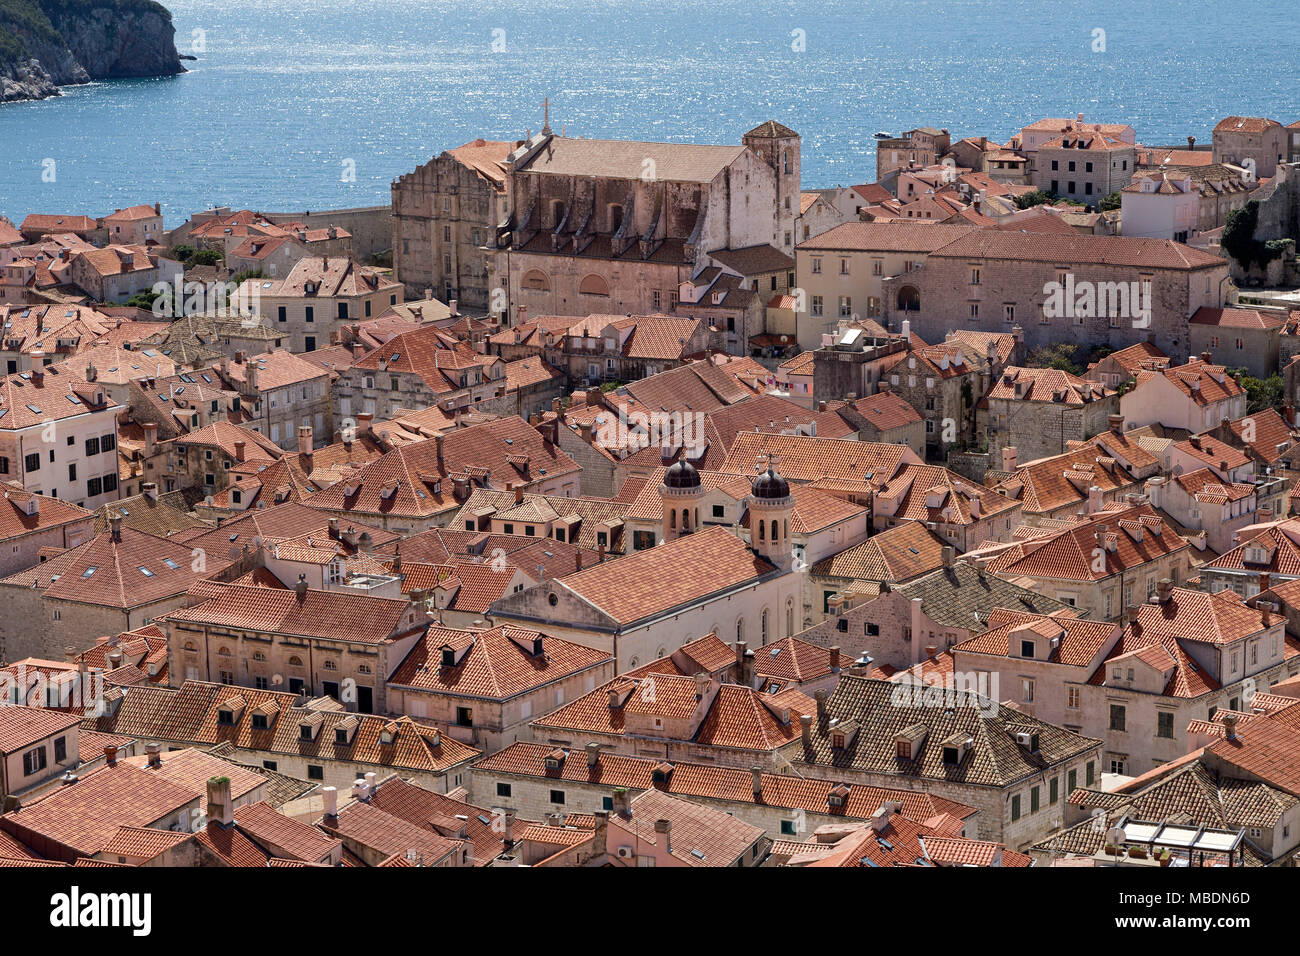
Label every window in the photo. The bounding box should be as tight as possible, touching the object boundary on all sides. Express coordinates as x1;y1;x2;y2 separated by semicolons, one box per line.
456;706;473;727
839;296;852;318
1010;794;1021;821
308;765;324;780
1021;678;1034;703
277;306;287;323
811;295;823;317
780;820;797;836
1086;761;1095;785
22;746;47;776
1068;768;1077;793
1109;705;1126;732
86;477;103;498
497;782;512;797
1067;686;1080;709
549;789;566;805
1157;711;1174;738
262;760;278;772
1049;777;1059;804
24;452;39;473
811;257;822;274
1030;786;1040;813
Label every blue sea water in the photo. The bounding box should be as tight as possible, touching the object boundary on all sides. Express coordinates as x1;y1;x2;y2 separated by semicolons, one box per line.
0;0;1297;227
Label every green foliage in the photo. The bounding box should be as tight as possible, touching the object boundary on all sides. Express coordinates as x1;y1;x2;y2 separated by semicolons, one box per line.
1233;371;1283;414
1099;191;1122;212
124;288;161;310
169;243;196;262
1014;189;1053;210
1222;200;1285;271
189;248;223;267
1025;343;1083;376
229;269;262;285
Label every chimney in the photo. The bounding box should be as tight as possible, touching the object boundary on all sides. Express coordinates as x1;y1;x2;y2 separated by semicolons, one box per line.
63;644;75;664
942;546;954;568
143;421;158;457
611;788;631;817
322;786;338;821
751;766;763;798
1109;413;1124;434
654;819;672;854
108;650;122;670
814;688;828;723
207;776;234;826
800;713;813;752
449;299;458;316
503;808;517;846
328;517;340;538
925;644;938;660
591;810;607;855
104;745;118;767
1088;484;1104;514
574;550;583;573
109;514;123;543
586;741;600;768
30;354;44;382
146;742;162;769
295;573;308;602
1222;713;1239;741
514;484;524;505
298;424;313;455
1156;578;1173;603
141;481;158;502
1001;446;1018;472
1125;605;1139;628
233;439;246;462
1260;571;1272;594
1188;136;1196;150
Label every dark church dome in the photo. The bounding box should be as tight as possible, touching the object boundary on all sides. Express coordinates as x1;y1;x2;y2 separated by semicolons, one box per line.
751;467;790;500
664;458;701;490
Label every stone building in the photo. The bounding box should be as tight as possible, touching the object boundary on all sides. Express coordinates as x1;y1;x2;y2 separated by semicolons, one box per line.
1032;131;1136;205
391;138;518;309
1213;116;1287;179
494;121;798;326
879;230;1230;357
978;367;1118;464
876;128;952;179
773;675;1103;849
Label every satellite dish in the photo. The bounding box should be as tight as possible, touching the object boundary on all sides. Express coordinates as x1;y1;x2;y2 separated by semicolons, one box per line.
1105;826;1127;846
271;674;283;686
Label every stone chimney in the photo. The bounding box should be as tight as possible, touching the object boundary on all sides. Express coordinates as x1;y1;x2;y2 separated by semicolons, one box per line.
142;481;158;502
829;645;841;671
1109;413;1124;434
298;424;313;455
1001;446;1018;472
800;713;813;752
207;775;234;826
503;808;517;846
585;741;600;768
1156;578;1173;603
1222;713;1238;740
104;745;118;767
143;421;158;457
146;742;162;769
942;546;954;568
295;573;308;602
109;514;123;543
233;439;246;462
321;786;338;822
751;766;763;798
654;819;672;854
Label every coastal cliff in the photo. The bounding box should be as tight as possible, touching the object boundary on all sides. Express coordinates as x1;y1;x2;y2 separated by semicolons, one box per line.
0;0;183;103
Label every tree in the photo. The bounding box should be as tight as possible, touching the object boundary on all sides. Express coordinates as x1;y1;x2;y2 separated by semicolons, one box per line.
1014;189;1053;210
189;249;223;267
1099;191;1122;211
1026;343;1083;376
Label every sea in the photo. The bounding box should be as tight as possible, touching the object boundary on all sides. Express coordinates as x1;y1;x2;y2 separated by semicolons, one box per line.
0;0;1297;227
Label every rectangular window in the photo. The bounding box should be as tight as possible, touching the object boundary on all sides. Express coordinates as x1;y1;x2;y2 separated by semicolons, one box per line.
1030;786;1040;813
308;765;324;780
1157;711;1174;738
496;782;512;797
23;746;48;776
1109;705;1126;732
549;789;566;805
1086;761;1095;785
1010;794;1021;821
24;452;40;473
305;306;314;323
278;306;287;323
1049;777;1058;804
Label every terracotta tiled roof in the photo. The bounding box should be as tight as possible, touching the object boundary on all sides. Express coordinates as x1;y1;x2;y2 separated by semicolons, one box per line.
389;624;611;700
98;826;190;861
796;221;974;252
987;366;1111;405
812;520;948;582
473;741;978;821
542;526;776;627
957;614;1118;667
324;799;461;864
1135;358;1244;406
779;676;1100;788
929;229;1224;269
1214;116;1282;133
985;504;1186;582
165;582;424;645
720;431;913;486
368;777;532;866
614;788;764;866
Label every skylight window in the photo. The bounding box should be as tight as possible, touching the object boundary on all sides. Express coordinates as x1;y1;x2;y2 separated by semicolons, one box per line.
81;566;98;578
138;566;154;577
25;404;41;414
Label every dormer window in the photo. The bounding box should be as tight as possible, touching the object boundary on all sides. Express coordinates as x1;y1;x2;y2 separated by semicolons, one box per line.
827;783;850;808
441;646;456;667
1021;639;1035;659
543;748;566;770
252;713;269;730
334;727;348;744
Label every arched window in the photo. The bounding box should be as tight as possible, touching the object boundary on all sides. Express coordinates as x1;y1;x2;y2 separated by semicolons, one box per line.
579;274;609;297
897;285;920;312
758;520;765;541
736;618;745;641
522;269;550;291
669;509;676;529
761;610;769;642
217;646;232;657
681;508;690;529
656;647;666;659
786;599;794;637
288;656;303;667
771;519;779;542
